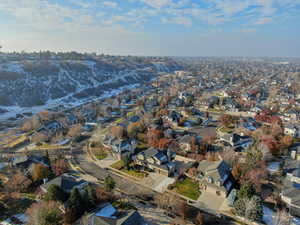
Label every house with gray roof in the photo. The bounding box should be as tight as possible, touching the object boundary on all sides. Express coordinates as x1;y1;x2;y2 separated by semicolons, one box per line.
134;148;176;176
40;173;88;194
281;160;300;217
76;202;146;225
193;160;233;197
284;124;300;138
103;136;137;160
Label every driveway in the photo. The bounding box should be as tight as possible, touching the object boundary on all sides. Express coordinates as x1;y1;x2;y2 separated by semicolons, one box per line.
142;173;175;193
132;201;173;225
193;191;227;213
94;154;118;168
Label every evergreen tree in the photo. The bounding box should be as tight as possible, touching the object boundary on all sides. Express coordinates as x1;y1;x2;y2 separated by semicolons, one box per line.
83;185;97;211
44;150;51;167
104;175;115;192
238;182;255;199
67;188;83;215
44;184;67;203
122;156;131;170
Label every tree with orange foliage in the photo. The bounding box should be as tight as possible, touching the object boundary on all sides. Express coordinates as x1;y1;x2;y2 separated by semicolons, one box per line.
232;163;245;181
220;114;236;128
281;135;294;148
188;167;198;177
147;128;163;148
127;122;141;138
271;124;283;138
67;124;82;137
95;187;111;204
262;137;280;156
32;164;51;181
38;110;50;122
111;126;126;139
6;171;32;192
191;136;197;153
205;152;219;161
158;138;171;149
195;212;204;225
54;159;69;176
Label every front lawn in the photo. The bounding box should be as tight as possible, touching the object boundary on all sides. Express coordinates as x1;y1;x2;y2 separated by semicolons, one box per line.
95;151;108;160
175;177;200;200
123;169;147;179
218;126;234;133
110;160;147;179
111;160;125;170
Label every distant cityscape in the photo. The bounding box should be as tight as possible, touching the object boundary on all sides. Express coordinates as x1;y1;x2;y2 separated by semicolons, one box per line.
0;52;300;225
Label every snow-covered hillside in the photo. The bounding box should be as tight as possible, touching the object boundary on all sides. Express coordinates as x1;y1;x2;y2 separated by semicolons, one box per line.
0;56;181;121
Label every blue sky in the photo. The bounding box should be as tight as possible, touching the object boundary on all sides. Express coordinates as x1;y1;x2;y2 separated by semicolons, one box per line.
0;0;300;56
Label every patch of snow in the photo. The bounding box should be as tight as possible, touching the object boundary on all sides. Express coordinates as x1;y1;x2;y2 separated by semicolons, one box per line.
267;162;281;173
263;206;275;225
0;213;27;225
95;204;117;218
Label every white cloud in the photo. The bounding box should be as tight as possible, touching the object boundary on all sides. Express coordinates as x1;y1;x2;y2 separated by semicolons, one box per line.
255;17;273;24
102;1;118;8
161;16;192;27
141;0;172;8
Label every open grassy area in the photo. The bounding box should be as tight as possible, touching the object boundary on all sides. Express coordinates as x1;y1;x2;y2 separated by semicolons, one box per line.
111;160;125;170
175;177;200;200
123;169;147;179
95;151;108;160
218;126;234;133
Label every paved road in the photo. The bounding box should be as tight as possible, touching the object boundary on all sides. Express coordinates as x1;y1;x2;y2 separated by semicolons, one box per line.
72;148;156;196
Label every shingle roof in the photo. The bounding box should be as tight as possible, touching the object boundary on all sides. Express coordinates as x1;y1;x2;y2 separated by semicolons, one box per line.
41;174;87;193
84;203;146;225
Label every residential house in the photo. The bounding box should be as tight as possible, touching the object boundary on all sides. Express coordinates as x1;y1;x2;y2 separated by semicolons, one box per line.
290;144;300;160
194;160;233;197
65;113;79;126
103;136;137;160
162;111;181;127
75;202;146;225
178;135;199;153
38;121;63;134
134;148;176;176
80;107;97;122
40;173;88;194
284;109;300;121
281;160;300;217
218;133;253;151
284;124;300;138
11;155;50;175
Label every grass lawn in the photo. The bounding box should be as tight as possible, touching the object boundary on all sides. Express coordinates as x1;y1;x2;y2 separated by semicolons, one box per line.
122;169;147;179
115;117;125;124
111;160;125;170
218;126;234;133
21;193;36;200
175;177;200;200
110;160;146;179
95;151;108;160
